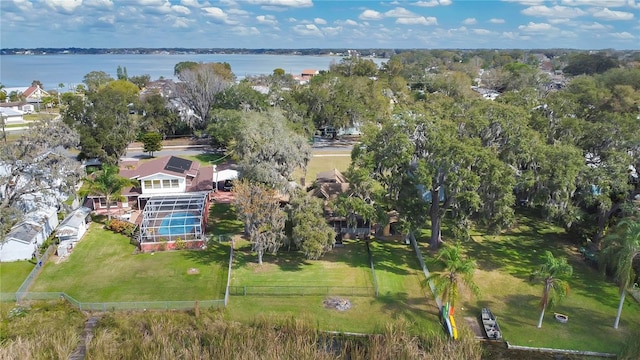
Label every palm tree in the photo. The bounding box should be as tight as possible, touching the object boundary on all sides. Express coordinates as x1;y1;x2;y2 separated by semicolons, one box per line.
428;243;480;310
530;251;573;328
600;218;640;329
80;165;138;221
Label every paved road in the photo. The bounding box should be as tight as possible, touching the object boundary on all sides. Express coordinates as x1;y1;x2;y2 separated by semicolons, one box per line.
124;136;357;159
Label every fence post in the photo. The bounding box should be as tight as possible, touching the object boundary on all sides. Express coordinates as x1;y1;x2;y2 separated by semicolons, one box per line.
243;286;246;296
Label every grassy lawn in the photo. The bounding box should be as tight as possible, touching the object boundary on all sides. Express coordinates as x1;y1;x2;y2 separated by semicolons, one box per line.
293;152;351;186
0;261;34;292
23;113;58;121
185;153;229;166
207;203;244;236
232;238;373;288
30;223;228;302
421;210;640;354
227;237;438;334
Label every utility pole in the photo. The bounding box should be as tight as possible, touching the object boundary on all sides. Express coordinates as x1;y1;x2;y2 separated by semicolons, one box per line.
1;112;7;144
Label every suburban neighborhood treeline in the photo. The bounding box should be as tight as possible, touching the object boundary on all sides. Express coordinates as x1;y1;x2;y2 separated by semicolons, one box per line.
2;48;640;357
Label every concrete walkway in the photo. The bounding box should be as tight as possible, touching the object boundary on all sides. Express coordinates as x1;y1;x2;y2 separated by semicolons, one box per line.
68;315;101;360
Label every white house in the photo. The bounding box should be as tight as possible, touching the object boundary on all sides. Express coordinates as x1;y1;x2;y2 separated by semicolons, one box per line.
87;156;214;214
56;207;91;244
0;107;25;125
0;207;59;262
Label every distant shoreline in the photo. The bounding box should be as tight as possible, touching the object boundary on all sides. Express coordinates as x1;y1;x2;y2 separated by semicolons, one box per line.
0;48;389;58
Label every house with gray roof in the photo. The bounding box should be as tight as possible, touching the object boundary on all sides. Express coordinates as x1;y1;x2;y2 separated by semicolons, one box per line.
0;207;58;262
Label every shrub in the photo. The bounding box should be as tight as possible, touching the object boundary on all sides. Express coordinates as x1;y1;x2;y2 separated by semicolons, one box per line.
105;219;136;236
175;237;186;250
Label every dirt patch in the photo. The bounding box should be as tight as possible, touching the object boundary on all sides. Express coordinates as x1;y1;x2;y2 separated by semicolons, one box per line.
464;316;485;339
187;268;200;275
323;297;352;311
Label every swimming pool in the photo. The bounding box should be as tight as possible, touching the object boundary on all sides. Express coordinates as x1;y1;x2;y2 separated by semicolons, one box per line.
157;212;199;236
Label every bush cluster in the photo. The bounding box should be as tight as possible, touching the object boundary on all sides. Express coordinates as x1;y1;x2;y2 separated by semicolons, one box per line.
105;219;137;237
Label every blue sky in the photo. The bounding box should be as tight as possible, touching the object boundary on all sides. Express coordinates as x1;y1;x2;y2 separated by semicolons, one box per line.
1;0;638;49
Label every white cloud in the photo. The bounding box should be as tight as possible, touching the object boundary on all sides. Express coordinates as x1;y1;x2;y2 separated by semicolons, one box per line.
233;26;260;36
181;0;205;7
98;14;115;24
292;23;323;37
502;0;545;5
561;0;627;6
85;0;113;8
133;0;166;5
359;9;383;20
502;31;518;39
172;17;191;28
322;26;342;36
472;28;492;35
227;8;249;15
202;7;229;22
13;0;34;12
518;21;557;32
591;8;635;20
548;18;571;24
172;5;190;15
256;14;278;26
288;17;296;22
580;21;610;29
489;18;505;24
385;7;417;18
521;5;587;18
314;17;327;25
342;19;358;26
611;31;635;38
246;0;312;8
414;0;452;7
462;17;477;25
44;0;83;13
396;16;437;25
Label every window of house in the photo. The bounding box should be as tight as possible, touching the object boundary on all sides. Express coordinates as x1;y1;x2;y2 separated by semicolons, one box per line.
99;198;118;208
143;180;152;189
153;180;161;189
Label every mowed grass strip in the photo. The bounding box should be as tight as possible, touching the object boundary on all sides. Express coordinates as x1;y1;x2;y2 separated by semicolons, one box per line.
228;237;440;334
232;238;372;288
417;210;640;354
30;223;229;302
292;152;351;187
0;261;34;292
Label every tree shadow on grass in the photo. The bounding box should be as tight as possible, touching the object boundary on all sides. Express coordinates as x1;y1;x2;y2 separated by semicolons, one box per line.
180;241;231;266
375;292;439;326
369;238;421;276
207;203;243;235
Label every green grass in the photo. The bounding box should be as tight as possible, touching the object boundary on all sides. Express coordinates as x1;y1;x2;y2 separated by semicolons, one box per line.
185;153;229;165
419;210;640;354
227;237;438;334
293;152;352;186
208;203;243;235
0;261;34;292
30;223;228;302
23;113;58;121
232;238;372;287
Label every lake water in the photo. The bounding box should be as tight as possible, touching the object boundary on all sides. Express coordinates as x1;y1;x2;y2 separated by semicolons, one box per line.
0;54;387;90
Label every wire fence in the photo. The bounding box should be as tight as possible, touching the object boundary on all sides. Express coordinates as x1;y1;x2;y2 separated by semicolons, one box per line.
409;232;442;310
224;239;234;306
365;241;379;297
227;286;375;297
1;292;225;311
15;245;56;301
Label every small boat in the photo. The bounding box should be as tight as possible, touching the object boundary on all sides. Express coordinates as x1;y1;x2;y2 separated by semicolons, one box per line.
481;308;502;340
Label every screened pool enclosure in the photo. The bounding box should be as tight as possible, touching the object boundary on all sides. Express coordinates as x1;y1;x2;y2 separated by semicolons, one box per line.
138;193;208;244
